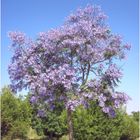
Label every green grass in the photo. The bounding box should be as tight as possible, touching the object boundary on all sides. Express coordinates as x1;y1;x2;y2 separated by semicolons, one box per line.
59;135;69;140
27;127;46;139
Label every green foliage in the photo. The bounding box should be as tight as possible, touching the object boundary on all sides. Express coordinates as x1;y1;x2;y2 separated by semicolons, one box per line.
31;107;67;139
73;101;126;140
120;114;139;140
1;87;139;140
131;111;139;122
45;110;67;136
1;87;32;139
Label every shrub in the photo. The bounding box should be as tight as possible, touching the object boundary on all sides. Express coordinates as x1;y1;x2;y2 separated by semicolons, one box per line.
1;87;32;139
120;114;139;140
73;101;127;140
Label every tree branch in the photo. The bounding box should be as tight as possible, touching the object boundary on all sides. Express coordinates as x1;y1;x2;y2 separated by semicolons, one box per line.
84;62;90;85
81;65;85;85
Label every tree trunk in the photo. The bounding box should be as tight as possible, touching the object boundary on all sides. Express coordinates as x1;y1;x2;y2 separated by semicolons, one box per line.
67;109;74;140
49;132;53;140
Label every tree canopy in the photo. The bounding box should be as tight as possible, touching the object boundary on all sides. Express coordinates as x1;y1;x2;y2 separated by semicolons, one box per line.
8;5;130;117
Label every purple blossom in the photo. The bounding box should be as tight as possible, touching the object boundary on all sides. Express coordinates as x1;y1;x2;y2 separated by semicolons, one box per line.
8;31;25;45
108;107;116;118
30;96;38;104
37;109;45;117
112;92;131;104
50;104;55;111
39;87;46;96
30;83;36;91
106;64;123;79
66;100;80;111
114;100;120;108
124;43;131;50
82;92;93;99
102;107;110;113
99;101;105;107
102;106;115;118
98;94;106;107
98;94;107;102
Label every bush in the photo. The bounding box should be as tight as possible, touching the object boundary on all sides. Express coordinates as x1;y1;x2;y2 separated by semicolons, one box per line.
31;105;67;139
1;87;32;139
72;101;125;140
120;114;139;140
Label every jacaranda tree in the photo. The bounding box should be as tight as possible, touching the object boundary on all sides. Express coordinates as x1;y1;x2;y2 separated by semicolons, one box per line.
8;5;131;140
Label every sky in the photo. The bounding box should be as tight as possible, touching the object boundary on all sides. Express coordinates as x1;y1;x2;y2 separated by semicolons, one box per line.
1;0;139;114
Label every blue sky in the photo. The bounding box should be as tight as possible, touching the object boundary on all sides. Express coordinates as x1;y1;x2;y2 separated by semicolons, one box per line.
1;0;139;114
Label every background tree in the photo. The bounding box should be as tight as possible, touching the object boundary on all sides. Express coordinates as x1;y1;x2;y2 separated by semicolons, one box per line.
1;87;32;139
8;5;131;140
131;111;139;122
73;101;125;140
